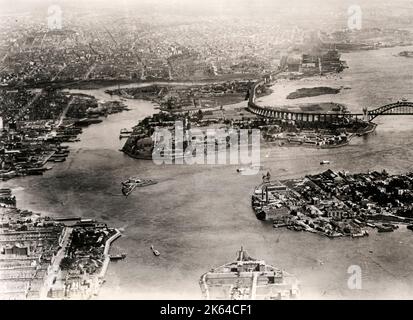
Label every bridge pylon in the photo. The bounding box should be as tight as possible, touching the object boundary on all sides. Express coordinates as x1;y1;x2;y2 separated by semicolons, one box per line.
362;107;369;122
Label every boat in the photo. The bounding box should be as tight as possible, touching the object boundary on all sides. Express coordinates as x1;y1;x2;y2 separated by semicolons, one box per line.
377;223;396;233
150;245;160;256
75;118;103;126
120;128;133;134
121;177;157;196
119;128;133;139
262;171;271;182
199;247;300;300
320;160;330;165
110;253;127;261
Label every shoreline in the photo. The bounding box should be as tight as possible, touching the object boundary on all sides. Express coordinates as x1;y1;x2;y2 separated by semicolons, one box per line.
0;189;121;299
1;74;259;91
96;229;122;296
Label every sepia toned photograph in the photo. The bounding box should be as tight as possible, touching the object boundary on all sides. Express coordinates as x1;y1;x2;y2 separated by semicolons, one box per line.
1;0;413;303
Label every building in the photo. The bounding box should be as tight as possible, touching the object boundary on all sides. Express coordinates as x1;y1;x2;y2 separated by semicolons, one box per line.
199;248;300;300
2;243;30;256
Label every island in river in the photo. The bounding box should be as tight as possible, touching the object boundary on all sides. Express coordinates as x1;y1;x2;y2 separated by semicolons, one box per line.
398;51;413;58
287;87;341;99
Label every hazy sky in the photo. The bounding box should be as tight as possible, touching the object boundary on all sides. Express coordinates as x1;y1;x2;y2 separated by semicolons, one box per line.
1;0;413;25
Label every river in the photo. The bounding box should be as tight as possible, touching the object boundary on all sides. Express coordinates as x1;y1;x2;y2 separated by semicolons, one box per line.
257;45;413;112
3;45;413;299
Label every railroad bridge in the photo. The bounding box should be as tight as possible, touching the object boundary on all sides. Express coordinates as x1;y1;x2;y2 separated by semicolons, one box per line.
247;103;362;123
248;96;413;123
248;77;413;122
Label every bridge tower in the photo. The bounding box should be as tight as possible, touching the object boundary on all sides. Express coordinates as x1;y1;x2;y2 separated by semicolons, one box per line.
362;107;369;122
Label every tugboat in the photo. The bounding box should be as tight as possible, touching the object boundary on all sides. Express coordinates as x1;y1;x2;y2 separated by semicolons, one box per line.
199;247;299;300
121;177;157;197
150;245;160;256
377;223;398;233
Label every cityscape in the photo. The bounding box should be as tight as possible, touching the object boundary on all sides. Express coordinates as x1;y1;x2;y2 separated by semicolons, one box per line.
1;0;413;301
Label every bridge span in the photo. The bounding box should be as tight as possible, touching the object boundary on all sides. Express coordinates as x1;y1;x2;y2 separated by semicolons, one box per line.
247;78;413;123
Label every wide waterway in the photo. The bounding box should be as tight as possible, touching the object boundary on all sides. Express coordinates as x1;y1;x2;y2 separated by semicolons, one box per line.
3;45;413;299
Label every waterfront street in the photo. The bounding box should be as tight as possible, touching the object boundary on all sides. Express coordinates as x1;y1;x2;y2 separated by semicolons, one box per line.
41;227;73;299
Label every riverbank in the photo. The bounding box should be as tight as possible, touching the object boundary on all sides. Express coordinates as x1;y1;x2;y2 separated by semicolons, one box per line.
256;45;413;111
96;229;122;296
0;92;130;182
3;73;259;91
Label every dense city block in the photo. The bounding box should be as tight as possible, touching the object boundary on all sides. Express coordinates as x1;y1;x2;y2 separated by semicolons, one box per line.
252;170;413;237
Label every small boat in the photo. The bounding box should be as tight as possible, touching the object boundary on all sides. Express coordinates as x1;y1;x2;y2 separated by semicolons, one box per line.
320;160;330;165
236;168;245;173
383;223;398;229
120;128;133;134
110;253;127;261
151;245;160;256
377;224;395;233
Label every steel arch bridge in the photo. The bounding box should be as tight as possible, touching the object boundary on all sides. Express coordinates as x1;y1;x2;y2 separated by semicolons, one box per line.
366;101;413;121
